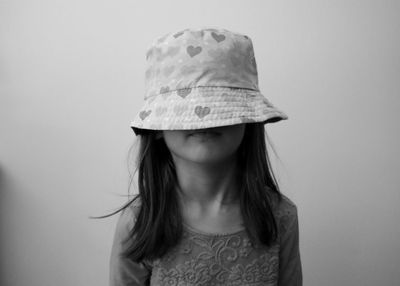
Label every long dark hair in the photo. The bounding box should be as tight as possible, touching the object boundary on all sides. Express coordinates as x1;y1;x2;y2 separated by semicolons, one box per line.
113;122;282;262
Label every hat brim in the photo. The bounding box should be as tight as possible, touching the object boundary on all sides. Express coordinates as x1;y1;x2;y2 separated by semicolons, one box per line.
130;87;288;135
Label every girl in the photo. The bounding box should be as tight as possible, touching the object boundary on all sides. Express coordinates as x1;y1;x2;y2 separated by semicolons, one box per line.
109;27;302;286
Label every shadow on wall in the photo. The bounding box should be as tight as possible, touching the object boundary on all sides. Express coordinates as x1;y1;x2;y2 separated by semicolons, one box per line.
0;167;21;286
0;167;24;286
0;166;8;286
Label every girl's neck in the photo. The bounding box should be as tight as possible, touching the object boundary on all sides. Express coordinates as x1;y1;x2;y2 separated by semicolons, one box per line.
173;155;240;207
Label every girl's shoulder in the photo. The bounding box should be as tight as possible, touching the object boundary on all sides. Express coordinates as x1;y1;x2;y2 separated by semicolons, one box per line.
269;192;299;236
271;193;298;218
123;195;142;220
116;195;142;233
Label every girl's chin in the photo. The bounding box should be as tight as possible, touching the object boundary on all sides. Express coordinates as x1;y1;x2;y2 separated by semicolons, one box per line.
184;151;235;165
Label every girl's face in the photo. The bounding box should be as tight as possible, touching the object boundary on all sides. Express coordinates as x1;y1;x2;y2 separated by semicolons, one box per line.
161;124;246;165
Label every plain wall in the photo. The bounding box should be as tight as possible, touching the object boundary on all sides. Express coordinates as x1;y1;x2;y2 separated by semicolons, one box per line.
1;0;399;285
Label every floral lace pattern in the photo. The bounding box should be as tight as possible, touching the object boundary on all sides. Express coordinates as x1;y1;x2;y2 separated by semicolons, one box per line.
150;228;280;286
146;194;298;286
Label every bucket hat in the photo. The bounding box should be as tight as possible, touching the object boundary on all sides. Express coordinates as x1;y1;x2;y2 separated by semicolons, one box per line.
130;27;288;134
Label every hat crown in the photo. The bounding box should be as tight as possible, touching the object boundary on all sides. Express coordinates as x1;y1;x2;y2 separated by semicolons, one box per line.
144;28;259;99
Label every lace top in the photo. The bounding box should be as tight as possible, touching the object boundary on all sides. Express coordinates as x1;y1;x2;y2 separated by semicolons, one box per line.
110;195;302;286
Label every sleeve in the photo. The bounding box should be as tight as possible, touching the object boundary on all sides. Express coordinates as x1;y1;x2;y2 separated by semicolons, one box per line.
109;205;151;286
278;203;303;286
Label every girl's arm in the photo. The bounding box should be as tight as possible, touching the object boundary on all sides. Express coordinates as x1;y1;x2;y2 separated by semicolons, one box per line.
109;204;150;286
278;199;303;286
